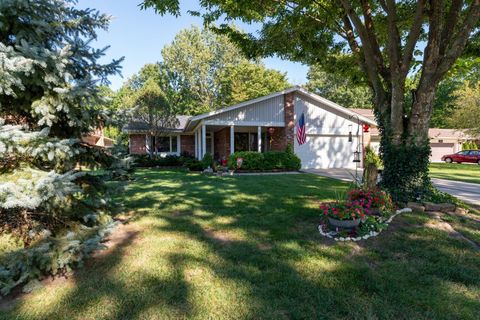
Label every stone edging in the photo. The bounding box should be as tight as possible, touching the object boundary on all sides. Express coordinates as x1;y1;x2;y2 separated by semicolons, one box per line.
318;208;413;242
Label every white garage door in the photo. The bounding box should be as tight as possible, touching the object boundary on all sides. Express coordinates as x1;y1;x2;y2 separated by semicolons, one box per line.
294;135;359;169
430;143;455;162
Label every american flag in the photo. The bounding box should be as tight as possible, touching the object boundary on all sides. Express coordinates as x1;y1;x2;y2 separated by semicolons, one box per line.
296;112;307;145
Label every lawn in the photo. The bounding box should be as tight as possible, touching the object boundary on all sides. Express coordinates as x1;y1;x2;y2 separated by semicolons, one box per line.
2;170;480;319
430;163;480;184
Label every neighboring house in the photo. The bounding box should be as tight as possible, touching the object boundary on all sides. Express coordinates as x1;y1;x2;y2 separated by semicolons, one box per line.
350;108;478;162
81;126;114;148
123;86;376;169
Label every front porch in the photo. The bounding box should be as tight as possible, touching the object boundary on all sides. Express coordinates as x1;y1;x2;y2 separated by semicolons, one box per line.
192;122;287;161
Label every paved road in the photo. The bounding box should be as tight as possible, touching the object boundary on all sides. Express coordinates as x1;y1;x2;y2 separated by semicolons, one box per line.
303;168;480;206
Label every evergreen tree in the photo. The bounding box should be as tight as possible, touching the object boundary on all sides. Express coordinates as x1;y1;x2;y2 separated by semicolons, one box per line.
0;0;123;230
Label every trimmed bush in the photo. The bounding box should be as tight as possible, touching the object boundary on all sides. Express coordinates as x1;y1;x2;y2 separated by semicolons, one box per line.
228;151;301;171
201;153;214;169
133;154;188;167
183;158;204;171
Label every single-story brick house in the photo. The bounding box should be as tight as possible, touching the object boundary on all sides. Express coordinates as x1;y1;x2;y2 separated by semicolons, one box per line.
124;86;380;169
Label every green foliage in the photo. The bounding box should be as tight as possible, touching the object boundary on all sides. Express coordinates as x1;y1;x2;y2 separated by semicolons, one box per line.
201;153;214;169
183;158;204;171
462;141;479;150
364;145;383;169
116;27;290;117
449;82;480;135
431;58;480;128
306;64;373;108
358;216;388;234
0;0;125;290
133;154;186;167
220;61;290;106
379;136;431;203
142;0;480;206
0;219;118;296
228;151;301;171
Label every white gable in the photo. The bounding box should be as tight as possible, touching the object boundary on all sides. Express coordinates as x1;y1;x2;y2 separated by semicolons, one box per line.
203;95;285;125
295;92;362;136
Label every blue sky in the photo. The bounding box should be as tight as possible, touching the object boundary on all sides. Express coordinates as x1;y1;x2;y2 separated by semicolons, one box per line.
77;0;309;90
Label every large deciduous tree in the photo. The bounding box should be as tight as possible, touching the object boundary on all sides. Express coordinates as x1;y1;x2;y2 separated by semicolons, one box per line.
116;27;290;117
160;26;290;114
142;0;480;201
306;64;373;109
449;81;480;135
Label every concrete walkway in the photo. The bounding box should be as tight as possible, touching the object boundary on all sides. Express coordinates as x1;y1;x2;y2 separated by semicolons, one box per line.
302;168;480;206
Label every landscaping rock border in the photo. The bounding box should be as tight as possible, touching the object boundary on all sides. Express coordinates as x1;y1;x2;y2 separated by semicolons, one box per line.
318;208;413;242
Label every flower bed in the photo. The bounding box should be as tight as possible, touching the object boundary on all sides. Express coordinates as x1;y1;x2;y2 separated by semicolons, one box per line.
318;188;403;241
318;208;412;241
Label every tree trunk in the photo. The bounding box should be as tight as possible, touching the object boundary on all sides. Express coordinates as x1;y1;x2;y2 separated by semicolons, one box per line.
377;86;434;203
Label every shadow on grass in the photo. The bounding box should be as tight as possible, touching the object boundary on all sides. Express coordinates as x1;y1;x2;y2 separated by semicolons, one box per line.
6;170;480;319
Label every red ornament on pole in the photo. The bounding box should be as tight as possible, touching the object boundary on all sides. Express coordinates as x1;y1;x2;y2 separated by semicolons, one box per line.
362;124;370;133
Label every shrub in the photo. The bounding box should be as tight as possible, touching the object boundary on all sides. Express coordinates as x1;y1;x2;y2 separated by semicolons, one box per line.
201;153;214;169
228;151;301;171
364;145;383;169
183;158;204;171
133;154;188;167
228;151;264;170
0;219;118;296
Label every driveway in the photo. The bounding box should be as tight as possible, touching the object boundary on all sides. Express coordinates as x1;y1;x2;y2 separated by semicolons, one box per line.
303;168;480;207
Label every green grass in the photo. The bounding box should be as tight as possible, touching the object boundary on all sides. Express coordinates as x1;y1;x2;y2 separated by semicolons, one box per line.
3;170;480;319
430;163;480;184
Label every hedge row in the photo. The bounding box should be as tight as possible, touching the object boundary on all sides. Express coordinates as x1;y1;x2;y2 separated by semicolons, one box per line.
132;154;205;171
228;150;301;171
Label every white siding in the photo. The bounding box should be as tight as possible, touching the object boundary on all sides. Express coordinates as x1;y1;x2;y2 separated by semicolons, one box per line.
294;93;360;135
205;95;284;124
295;136;359;169
294;93;362;169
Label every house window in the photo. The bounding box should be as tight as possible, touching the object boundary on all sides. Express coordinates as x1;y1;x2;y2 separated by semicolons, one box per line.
234;132;258;152
154;135;178;153
171;136;178;153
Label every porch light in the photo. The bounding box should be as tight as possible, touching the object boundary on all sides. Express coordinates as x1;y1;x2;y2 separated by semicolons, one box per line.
353;150;361;163
348;124;353;142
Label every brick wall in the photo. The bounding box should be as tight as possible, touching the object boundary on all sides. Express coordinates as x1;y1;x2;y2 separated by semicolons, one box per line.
284;92;295;147
129;134;146;154
180;135;195;156
213;127;230;160
268;127;287;151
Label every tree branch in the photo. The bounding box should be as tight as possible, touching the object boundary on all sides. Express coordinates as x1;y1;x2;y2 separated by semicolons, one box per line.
360;0;390;82
435;0;480;81
340;0;388;112
439;0;463;56
401;0;425;75
384;0;402;76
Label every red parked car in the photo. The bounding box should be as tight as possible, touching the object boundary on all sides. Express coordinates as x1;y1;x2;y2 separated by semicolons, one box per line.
441;150;480;164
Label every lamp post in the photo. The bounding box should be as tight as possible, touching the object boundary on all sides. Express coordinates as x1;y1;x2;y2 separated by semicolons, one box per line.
348;114;362;185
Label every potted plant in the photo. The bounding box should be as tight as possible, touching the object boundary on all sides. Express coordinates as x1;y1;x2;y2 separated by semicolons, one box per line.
320;202;366;229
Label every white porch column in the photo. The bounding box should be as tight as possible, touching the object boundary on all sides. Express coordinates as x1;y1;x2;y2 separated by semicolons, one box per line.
230;125;235;154
257;126;262;152
197;128;201;160
201;124;206;158
193;130;198;158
